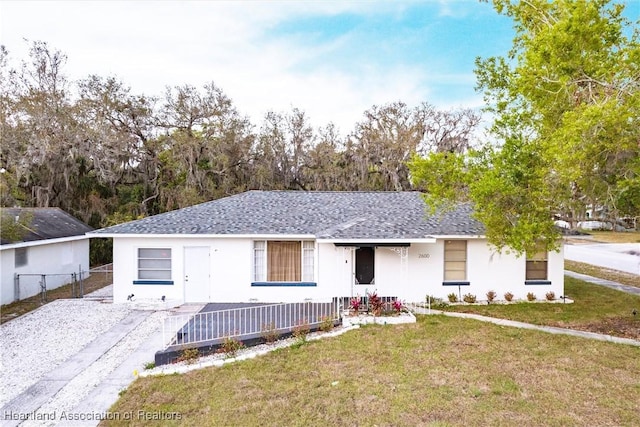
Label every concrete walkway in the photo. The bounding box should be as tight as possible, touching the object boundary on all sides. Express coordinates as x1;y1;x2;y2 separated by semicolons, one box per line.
564;270;640;295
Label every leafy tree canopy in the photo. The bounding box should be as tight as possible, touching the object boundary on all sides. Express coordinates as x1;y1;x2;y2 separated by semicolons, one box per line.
0;211;33;243
410;0;640;255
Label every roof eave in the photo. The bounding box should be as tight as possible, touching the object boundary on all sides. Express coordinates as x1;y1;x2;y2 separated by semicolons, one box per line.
317;237;437;244
0;234;90;250
87;232;317;240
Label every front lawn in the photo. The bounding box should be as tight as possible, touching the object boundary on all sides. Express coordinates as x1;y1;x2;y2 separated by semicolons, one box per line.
104;315;640;427
441;276;640;339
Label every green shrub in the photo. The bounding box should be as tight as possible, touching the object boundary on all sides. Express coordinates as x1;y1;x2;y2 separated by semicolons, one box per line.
527;292;537;301
177;347;200;365
463;293;477;303
292;318;311;343
425;295;448;309
447;293;458;303
486;290;497;302
504;292;514;302
220;335;244;358
144;361;156;370
320;315;335;332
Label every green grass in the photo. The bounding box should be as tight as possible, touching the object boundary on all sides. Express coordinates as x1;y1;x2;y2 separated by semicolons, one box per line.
442;277;640;339
103;315;640;427
565;259;639;288
584;230;640;244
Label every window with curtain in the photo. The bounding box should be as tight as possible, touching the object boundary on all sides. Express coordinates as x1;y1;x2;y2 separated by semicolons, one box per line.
444;240;467;281
138;248;172;280
253;241;314;282
526;246;548;280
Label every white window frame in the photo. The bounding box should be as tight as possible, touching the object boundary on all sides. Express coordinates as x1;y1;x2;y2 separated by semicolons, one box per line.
253;240;315;282
137;248;172;281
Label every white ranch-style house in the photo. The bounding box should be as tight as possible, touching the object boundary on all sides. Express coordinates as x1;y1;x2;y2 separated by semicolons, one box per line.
91;191;564;305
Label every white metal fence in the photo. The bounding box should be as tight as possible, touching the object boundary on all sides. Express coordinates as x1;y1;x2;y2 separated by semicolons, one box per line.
339;295;399;314
162;300;341;349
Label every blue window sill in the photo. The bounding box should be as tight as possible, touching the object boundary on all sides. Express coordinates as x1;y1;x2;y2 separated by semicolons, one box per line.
525;280;551;285
251;282;317;287
442;281;470;286
133;280;174;285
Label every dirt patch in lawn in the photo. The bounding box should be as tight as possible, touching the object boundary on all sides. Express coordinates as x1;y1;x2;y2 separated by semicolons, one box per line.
557;317;640;340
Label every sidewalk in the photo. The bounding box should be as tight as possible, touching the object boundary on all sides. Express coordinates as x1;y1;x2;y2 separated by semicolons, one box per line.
564;270;640;296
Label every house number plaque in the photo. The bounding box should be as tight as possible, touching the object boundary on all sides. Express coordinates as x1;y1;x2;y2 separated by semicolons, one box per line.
418;253;430;258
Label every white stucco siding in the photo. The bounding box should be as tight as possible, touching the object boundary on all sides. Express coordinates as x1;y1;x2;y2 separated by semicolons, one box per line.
545;245;565;298
465;241;564;300
316;243;346;299
113;237;185;304
360;248;410;300
405;243;442;301
465;240;524;299
0;239;90;305
111;237;564;304
0;249;15;305
113;237;341;304
426;239;565;302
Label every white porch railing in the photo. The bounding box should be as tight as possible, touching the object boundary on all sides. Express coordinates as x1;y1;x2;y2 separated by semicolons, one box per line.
162;300;341;349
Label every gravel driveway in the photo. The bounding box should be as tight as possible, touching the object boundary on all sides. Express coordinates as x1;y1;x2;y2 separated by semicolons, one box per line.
0;288;169;427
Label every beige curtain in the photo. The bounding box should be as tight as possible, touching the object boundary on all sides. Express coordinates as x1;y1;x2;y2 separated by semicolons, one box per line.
268;241;301;281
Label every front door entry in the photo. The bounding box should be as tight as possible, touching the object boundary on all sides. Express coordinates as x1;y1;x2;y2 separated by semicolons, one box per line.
355;247;375;285
184;246;210;302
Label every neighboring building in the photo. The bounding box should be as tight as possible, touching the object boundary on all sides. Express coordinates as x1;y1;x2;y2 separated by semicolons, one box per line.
0;208;93;305
90;191;564;305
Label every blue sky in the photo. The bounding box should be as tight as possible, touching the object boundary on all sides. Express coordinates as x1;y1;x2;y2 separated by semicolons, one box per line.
1;1;637;133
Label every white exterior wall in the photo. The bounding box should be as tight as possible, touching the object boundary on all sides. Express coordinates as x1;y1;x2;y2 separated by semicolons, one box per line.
111;236;564;304
0;239;90;305
420;239;564;302
113;238;340;304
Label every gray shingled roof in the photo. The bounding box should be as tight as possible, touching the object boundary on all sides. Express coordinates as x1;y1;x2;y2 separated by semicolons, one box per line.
1;207;93;245
91;191;484;239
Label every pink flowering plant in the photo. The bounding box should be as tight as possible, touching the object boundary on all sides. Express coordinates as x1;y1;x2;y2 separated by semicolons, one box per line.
349;296;362;314
367;291;384;316
392;299;404;314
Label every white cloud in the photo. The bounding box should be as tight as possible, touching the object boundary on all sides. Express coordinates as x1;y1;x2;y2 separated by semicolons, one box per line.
0;0;482;133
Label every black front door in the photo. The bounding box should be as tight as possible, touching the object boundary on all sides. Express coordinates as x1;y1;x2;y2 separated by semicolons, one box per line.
355;247;375;284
